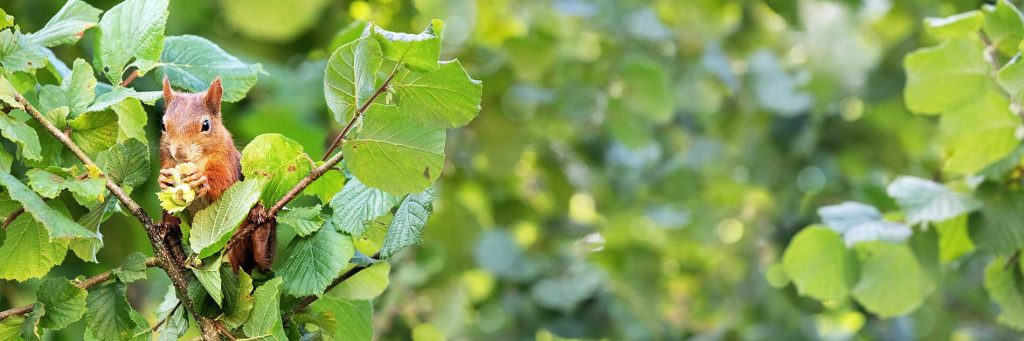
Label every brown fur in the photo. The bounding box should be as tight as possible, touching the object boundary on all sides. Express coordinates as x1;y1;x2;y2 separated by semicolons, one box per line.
161;77;275;272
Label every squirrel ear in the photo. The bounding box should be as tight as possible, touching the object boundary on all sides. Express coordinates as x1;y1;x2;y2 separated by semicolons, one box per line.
162;75;174;103
205;77;223;113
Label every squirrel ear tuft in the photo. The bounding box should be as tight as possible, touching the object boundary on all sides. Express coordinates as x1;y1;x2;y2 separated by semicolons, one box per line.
205;77;223;114
162;75;174;103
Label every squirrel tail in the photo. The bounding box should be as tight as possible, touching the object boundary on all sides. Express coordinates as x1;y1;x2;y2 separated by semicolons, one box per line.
228;204;277;272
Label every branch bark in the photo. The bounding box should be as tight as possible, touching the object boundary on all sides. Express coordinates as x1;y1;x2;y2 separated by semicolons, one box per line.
12;95;222;340
0;258;159;321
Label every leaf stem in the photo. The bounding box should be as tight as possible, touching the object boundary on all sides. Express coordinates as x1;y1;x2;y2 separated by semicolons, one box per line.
120;69;139;87
0;257;159;321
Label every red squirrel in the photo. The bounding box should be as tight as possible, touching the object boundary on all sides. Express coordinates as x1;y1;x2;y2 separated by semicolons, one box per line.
158;76;275;272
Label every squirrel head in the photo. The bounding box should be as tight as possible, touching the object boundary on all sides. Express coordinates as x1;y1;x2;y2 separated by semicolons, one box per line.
160;76;234;164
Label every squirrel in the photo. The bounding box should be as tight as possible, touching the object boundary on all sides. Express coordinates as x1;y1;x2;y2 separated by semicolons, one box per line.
158;76;276;272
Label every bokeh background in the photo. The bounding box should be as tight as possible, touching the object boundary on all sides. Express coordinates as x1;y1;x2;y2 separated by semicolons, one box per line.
1;0;1018;339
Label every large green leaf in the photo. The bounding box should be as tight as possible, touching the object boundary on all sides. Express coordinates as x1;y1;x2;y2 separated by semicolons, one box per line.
305;168;345;204
324;37;383;125
345;105;445;195
330;177;400;236
278;204;323;237
886;176;981;225
154;286;187;341
86;281;138;341
157;35;263;102
0;214;69;281
904;37;991;114
87;87;161;113
940;91;1019;175
367;20;443;72
971;188;1024;255
94;0;169;84
26;0;101;47
276;221;354;297
70;199;117;263
0;109;42;161
925;11;984;39
68;110;118;157
96;138;150;190
191;257;223;306
190;179;264;258
36;277;87;330
113;252;148;283
851;242;934;318
241;134;312;205
243;277;286;340
985;257;1024;330
379;188;436;259
0;173;96;240
222;270;254;329
111;98;147;144
392;60;482;128
983;0;1024;55
38;58;96;116
781;226;858;302
0;29;47;72
311;297;373;341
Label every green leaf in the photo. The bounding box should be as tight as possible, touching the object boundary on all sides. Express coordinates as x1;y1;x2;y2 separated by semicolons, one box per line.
345;105;445;195
86;281;138;341
278;205;323;237
0;109;42;161
22;304;44;341
324;37;383;125
154;286;187;341
26;0;101;47
241;134;312;205
190;179;263;258
68;110;118;157
998;56;1024;103
0;148;12;174
0;9;12;30
112;98;147;144
886;176;982;225
87;87;161;113
392;60;482;128
36;277;87;330
0;213;69;281
984;0;1024;56
332;263;390;300
222;270;254;329
311;297;373;341
935;215;975;264
817;201;912;247
38;58;96;116
0;172;96;240
113;252;148;283
191;257;223;306
851;241;934;318
70;199;116;263
940;91;1020;174
354;214;389;255
367;20;443;72
96;138;150;190
972;188;1024;255
26;168;68;198
243;277;286;340
619;55;674;122
925;11;984;39
379;188;436;259
781;226;857;302
306;168;345;204
0;316;22;340
985;257;1024;330
904;37;991;114
276;221;354;297
0;29;48;72
157;35;263;103
330;177;400;236
94;0;169;84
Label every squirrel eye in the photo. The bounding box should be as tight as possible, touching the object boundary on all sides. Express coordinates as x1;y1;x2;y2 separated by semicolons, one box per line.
201;119;210;132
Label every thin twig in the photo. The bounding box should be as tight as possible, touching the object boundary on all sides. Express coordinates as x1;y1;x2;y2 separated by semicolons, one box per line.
0;258;159;321
2;207;24;229
120;69;139;87
320;67;399;161
142;301;181;335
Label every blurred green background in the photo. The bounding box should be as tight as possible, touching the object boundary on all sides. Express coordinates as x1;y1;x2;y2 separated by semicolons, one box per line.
1;0;1018;339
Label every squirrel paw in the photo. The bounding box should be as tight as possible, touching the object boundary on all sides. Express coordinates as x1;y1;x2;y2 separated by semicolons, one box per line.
158;168;176;190
182;172;209;198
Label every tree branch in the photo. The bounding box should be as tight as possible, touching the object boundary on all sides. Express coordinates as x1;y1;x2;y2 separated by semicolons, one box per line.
320;68;398;161
0;258;159;321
